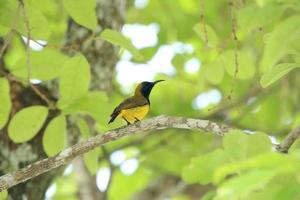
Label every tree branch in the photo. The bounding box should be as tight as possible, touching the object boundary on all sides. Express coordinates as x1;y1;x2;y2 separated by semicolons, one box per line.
0;116;229;191
19;0;32;83
276;126;300;153
0;115;298;192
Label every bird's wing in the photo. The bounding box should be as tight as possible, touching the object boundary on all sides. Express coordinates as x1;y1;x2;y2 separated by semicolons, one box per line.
110;97;148;117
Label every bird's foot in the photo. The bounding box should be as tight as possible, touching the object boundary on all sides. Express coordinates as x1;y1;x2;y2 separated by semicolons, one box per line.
122;117;131;125
134;117;140;123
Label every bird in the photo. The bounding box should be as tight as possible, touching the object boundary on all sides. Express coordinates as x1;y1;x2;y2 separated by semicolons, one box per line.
108;80;164;125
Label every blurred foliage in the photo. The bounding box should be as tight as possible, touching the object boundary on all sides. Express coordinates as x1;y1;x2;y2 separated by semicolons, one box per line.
1;0;300;199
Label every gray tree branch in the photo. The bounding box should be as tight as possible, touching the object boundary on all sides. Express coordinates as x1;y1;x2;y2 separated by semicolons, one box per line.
276;126;300;153
0;116;229;191
0;115;298;192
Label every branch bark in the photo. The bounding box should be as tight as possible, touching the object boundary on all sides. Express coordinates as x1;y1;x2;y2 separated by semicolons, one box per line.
276;126;300;153
0;115;298;192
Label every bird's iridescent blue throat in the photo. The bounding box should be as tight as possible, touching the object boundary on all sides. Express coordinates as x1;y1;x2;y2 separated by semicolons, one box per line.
140;80;164;100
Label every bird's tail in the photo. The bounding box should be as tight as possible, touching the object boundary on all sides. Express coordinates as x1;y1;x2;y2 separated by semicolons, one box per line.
108;112;119;124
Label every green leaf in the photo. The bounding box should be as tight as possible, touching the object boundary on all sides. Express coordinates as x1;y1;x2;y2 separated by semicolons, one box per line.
293;53;300;64
220;50;255;80
0;1;51;39
223;130;272;161
109;168;153;200
213;152;293;184
0;78;11;130
202;59;224;84
193;23;219;47
83;148;100;175
260;63;300;88
26;0;57;18
172;54;186;69
246;177;300;200
182;149;230;184
0;190;7;200
201;190;217;200
0;24;9;37
8;106;48;143
24;3;51;40
99;29;143;60
77;118;91;139
52;175;77;199
4;36;26;69
11;49;68;80
215;169;277;200
261;15;300;71
146;146;189;176
58;54;91;108
62;91;109;123
131;47;157;63
237;4;282;31
0;1;17;33
43;115;66;156
0;1;14;32
63;0;97;30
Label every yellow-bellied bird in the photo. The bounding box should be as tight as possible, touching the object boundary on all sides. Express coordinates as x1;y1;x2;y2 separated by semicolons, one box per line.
108;80;164;125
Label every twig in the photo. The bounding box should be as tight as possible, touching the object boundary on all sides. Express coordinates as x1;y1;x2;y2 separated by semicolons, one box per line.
224;0;239;102
30;85;56;109
19;0;32;83
2;70;56;109
205;87;262;118
200;0;208;45
276;126;300;153
230;0;239;78
12;29;80;52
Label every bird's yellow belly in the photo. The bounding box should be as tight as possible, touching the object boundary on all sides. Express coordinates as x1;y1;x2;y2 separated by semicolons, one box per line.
119;104;149;123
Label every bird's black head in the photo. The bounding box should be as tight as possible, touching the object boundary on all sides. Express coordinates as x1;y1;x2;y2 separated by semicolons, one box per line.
135;80;164;100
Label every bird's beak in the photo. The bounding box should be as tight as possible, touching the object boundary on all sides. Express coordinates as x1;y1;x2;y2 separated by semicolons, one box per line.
153;80;165;85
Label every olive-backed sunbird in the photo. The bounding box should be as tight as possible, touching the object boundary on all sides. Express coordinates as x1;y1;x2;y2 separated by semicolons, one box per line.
108;80;164;125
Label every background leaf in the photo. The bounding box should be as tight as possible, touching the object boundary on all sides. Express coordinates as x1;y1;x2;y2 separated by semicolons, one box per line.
100;29;143;60
260;63;300;88
62;91;110;124
223;130;272;161
24;3;52;40
261;15;300;70
63;0;97;30
58;54;91;108
0;190;7;200
215;169;277;200
0;78;11;130
43;115;66;157
220;50;255;80
77;118;91;139
8;106;48;143
193;23;219;47
213;153;292;184
10;49;68;80
202;59;224;84
83;148;100;175
182;149;230;184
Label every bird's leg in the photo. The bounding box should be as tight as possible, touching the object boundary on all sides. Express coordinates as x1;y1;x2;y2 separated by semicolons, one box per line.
122;117;131;125
134;117;140;123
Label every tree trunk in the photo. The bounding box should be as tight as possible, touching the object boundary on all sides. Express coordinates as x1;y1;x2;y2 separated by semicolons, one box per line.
65;0;126;92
